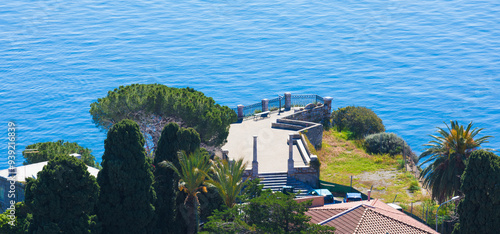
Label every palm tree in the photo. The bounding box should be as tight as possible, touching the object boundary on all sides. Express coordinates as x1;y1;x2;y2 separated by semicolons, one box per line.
419;120;492;203
208;158;248;208
161;149;212;234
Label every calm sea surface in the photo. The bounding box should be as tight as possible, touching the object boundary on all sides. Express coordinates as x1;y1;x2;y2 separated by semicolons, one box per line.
1;0;499;169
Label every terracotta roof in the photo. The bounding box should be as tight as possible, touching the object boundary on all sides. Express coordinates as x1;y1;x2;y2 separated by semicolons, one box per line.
306;199;437;234
306;208;344;224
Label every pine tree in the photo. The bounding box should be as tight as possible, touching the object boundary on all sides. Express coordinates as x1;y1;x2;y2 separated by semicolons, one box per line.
25;155;99;233
23;140;99;168
153;122;200;233
89;84;237;155
453;150;500;234
97;119;156;234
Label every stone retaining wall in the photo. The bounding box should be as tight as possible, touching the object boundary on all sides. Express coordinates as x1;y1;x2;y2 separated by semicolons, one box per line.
274;118;323;148
284;104;330;123
242;169;255;180
300;124;323;148
290;166;319;188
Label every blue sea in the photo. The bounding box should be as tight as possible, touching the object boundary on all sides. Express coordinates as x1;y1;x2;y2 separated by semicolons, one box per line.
1;0;499;169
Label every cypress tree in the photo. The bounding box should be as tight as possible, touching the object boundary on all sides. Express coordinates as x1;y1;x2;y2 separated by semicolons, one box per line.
25;155;99;233
154;122;200;233
97;119;156;234
453;150;500;234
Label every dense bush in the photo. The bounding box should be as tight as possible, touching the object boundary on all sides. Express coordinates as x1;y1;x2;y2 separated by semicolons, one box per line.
331;106;385;139
204;190;335;233
364;132;417;162
0;202;31;234
25;155;99;233
23;140;99;168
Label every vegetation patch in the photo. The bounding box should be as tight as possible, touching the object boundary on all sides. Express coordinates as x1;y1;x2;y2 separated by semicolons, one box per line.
330;106;385;139
318;129;428;205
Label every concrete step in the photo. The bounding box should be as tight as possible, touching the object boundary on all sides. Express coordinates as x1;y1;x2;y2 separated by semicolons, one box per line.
262;185;286;191
259;172;288;178
258;172;289;192
276;118;314;127
271;122;304;130
260;176;287;181
256;173;314;195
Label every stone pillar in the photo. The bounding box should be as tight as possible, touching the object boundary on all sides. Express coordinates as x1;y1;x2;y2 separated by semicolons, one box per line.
222;149;229;161
323;97;333;112
323;97;333;121
262;99;269;112
284;92;291;111
288;134;294;174
237;104;244;119
252;135;258;177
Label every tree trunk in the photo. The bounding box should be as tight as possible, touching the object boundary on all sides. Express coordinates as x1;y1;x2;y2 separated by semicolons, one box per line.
185;195;198;234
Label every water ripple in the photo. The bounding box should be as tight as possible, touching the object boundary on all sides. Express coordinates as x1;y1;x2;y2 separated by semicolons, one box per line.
1;0;499;169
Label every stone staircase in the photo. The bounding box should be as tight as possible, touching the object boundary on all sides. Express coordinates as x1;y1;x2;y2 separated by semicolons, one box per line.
258;172;313;195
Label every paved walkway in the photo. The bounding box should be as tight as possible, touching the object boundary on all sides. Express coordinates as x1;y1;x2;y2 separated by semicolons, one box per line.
222;109;307;173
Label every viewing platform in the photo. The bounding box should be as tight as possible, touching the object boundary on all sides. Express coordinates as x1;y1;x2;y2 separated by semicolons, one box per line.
223;108;305;173
222;93;333;189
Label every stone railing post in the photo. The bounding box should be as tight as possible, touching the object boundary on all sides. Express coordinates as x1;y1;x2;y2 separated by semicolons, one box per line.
288;134;294;174
323;97;333;112
262;99;269;112
323;97;333;120
284;92;291;111
237;104;244;119
222;149;229;161
252;135;258;177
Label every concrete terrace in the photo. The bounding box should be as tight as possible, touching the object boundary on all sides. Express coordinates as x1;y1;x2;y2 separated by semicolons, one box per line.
222;109;306;173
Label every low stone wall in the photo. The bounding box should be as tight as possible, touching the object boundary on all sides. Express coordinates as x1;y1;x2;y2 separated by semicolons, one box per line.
242;169;255;181
274;118;323;148
290;166;319;188
295;196;325;207
282;105;328;148
300;124;323;148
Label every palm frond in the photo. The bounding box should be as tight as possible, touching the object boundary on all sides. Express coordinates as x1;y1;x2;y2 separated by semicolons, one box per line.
419;120;492;202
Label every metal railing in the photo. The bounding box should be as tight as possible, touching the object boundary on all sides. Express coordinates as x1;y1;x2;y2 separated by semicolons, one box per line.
242;102;263;117
233;94;325;118
268;97;281;111
291;94;324;107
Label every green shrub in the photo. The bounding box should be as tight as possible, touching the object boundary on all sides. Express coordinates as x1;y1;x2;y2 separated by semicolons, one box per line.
322;118;331;131
374;157;383;164
365;132;404;155
409;181;420;193
331;106;385;139
364;132;418;162
397;159;404;169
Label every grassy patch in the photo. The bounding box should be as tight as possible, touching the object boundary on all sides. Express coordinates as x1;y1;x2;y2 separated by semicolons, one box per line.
318;129;429;205
301;133;318;155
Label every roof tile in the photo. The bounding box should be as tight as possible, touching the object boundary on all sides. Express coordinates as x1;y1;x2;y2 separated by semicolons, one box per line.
306;199;437;234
